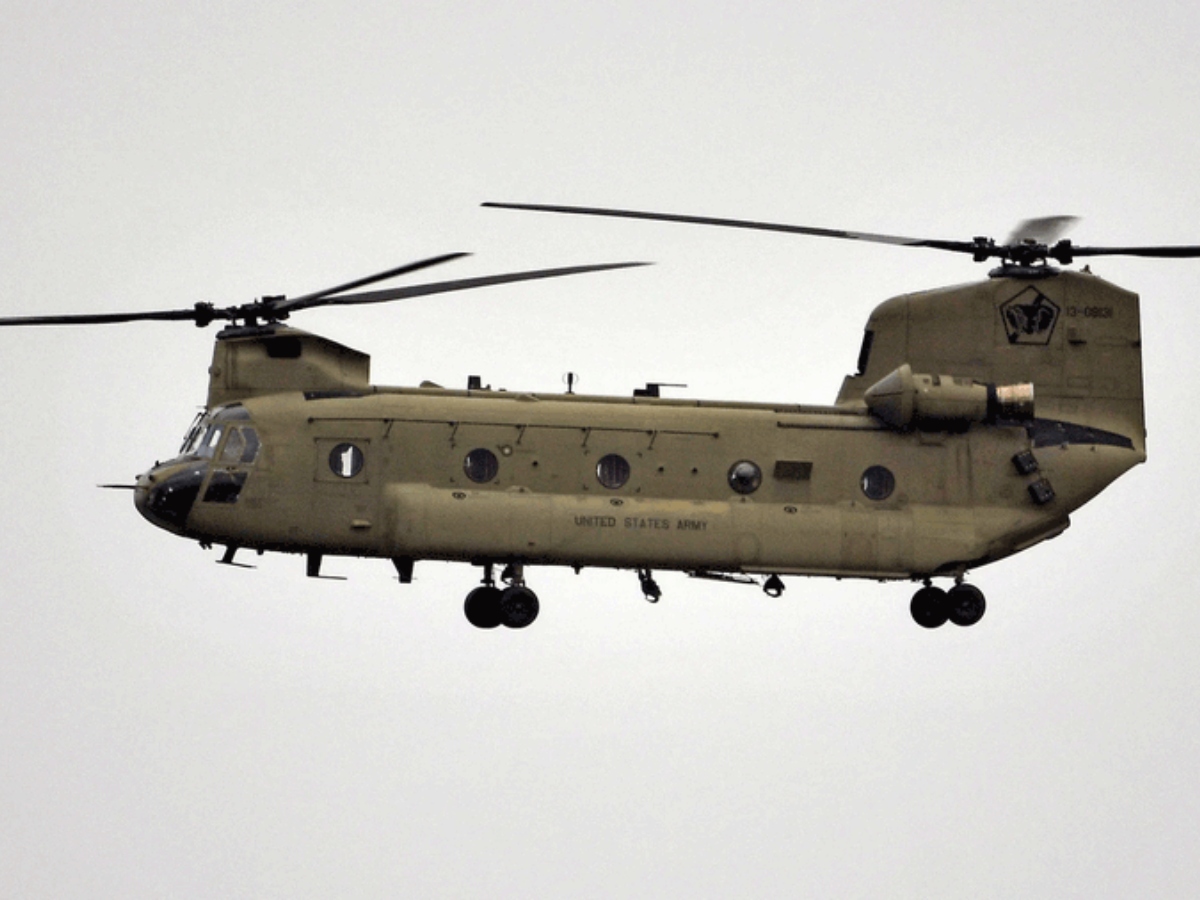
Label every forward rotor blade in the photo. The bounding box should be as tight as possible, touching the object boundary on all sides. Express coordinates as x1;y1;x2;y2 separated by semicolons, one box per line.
280;252;471;311
482;202;982;255
303;261;651;308
1064;244;1200;259
0;305;217;327
0;257;647;329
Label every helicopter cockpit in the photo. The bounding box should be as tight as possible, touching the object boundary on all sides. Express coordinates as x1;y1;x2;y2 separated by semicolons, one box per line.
135;405;261;533
179;405;260;463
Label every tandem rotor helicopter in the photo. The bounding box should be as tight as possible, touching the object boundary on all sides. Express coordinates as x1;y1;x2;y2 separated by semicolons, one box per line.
4;202;1195;630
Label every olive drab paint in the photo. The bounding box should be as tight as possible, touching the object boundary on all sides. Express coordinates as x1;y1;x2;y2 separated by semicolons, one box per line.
5;212;1172;629
133;266;1145;628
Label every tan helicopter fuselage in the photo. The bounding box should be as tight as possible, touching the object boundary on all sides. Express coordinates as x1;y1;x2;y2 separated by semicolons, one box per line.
136;268;1146;584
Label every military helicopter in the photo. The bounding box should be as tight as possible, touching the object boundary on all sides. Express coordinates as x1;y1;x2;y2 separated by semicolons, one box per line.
3;205;1193;630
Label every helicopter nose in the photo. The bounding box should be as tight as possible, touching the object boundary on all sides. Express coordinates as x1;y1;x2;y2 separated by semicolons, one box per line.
135;461;207;532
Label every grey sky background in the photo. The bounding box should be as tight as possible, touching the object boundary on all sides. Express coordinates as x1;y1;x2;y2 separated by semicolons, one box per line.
3;2;1200;896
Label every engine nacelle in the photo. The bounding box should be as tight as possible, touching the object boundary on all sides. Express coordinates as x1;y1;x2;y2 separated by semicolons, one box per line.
863;364;1034;429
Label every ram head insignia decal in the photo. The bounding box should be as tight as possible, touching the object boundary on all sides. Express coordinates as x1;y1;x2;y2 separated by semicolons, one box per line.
1001;287;1060;345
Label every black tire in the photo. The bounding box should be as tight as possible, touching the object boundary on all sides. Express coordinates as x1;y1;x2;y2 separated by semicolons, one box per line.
499;586;540;629
947;583;986;627
910;586;949;629
464;586;503;629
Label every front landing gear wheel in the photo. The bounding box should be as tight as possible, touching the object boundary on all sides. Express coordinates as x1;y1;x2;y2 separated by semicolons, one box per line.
947;583;986;627
910;586;949;629
499;585;540;629
464;586;503;629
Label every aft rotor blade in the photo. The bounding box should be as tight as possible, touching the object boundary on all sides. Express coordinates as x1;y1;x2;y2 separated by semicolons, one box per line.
482;201;982;255
305;261;651;308
280;251;471;310
1007;216;1079;245
484;202;1200;265
0;304;219;327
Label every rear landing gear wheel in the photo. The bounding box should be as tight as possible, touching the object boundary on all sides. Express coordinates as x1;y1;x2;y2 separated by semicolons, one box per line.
464;586;503;629
910;585;949;629
499;585;540;628
947;583;986;627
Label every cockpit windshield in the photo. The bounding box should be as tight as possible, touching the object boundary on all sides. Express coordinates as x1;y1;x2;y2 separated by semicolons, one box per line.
197;424;225;459
178;405;257;461
179;411;207;455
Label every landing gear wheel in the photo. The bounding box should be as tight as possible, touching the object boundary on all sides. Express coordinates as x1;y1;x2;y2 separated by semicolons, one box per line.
910;585;949;629
947;583;986;627
464;586;503;629
499;585;540;629
638;569;662;603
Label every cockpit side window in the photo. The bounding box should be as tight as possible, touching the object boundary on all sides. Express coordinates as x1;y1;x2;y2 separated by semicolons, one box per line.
219;427;260;464
200;425;261;504
239;428;260;463
220;429;246;463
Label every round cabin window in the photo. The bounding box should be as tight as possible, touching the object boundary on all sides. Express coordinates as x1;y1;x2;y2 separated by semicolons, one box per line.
860;465;895;501
728;460;763;495
596;454;631;490
464;448;500;483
